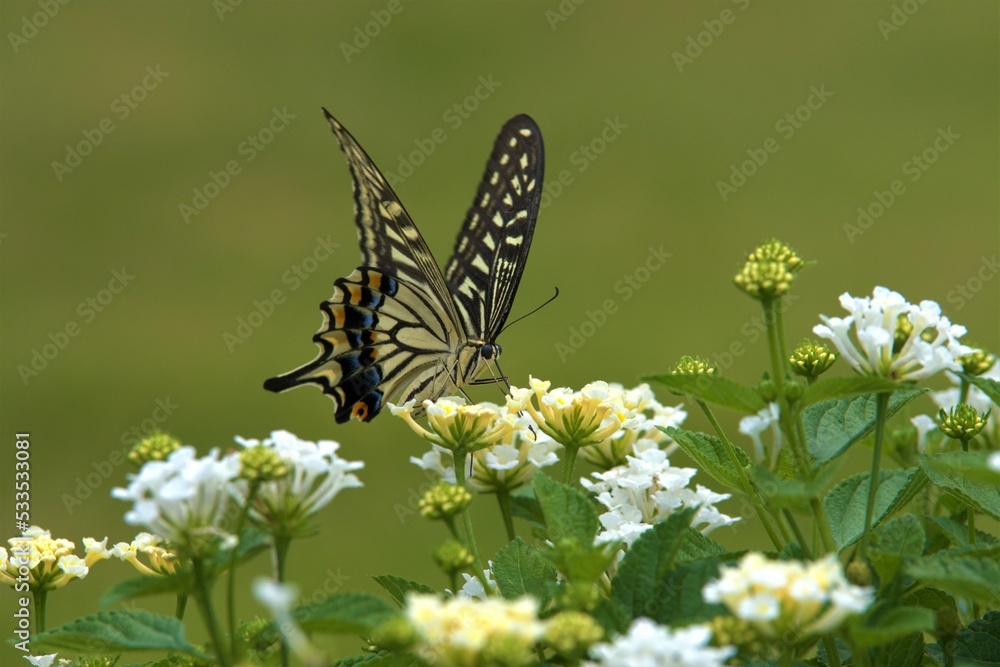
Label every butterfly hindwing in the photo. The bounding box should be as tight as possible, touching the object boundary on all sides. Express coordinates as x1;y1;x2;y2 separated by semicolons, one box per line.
265;111;544;422
444;114;545;339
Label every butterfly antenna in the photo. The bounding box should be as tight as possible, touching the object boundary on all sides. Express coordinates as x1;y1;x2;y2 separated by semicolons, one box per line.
498;287;560;336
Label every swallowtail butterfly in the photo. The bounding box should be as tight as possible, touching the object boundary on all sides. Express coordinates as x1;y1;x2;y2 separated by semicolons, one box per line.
264;109;544;423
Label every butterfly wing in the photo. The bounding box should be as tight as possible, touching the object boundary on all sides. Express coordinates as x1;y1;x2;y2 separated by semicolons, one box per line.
444;114;545;339
264;110;465;422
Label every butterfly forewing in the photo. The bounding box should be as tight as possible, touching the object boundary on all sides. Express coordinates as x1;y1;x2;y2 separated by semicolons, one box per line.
265;110;543;422
444;115;544;339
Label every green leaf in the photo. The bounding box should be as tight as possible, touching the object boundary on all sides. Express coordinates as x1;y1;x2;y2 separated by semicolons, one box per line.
661;427;751;492
906;557;1000;606
900;587;956;614
801;376;907;407
870;515;926;585
922;452;1000;520
289;591;399;636
509;486;544;528
491;537;557;604
824;468;924;551
99;573;190;607
751;464;834;511
643;559;728;626
926;611;1000;667
611;509;695;617
803;388;927;465
332;652;430;667
963;373;1000;405
208;527;270;576
851;605;935;648
675;528;729;563
31;610;205;657
643;373;765;414
371;575;436;607
877;633;924;667
925;515;998;549
532;473;599;545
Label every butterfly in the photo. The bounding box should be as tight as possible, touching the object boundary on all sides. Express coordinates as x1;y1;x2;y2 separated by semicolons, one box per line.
264;109;545;423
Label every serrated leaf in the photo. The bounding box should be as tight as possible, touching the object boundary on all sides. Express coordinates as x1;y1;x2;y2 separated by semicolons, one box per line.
906;557;1000;606
803;388;927;464
675;528;729;563
371;575;435;607
332;652;430;667
611;509;695;616
751;464;834;511
801;376;906;407
491;537;557;603
870;515;925;585
99;573;190;607
925;515;998;549
533;473;599;545
926;611;1000;666
661;427;751;492
509;486;543;526
824;468;922;551
287;592;398;636
643;559;728;626
900;587;957;614
922;452;1000;520
963;373;1000;406
851;605;935;648
643;373;765;414
31;610;204;657
878;633;924;667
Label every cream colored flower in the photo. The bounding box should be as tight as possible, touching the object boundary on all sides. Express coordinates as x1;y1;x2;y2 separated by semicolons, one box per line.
393;397;516;452
0;527;109;591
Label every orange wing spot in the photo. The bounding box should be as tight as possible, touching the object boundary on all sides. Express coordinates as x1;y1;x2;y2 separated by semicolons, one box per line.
369;271;385;290
318;330;349;351
331;306;346;328
351;402;368;421
346;285;364;304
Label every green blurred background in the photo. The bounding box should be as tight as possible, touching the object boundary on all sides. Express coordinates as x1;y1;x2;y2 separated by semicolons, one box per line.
2;0;997;660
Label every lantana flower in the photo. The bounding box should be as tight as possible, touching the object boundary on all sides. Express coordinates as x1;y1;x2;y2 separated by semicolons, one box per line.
508;378;641;451
233;430;364;536
580;382;688;469
581;447;739;549
0;527;110;591
392;397;516;452
585;618;734;667
813;286;970;382
112;446;241;551
702;552;874;641
111;532;179;576
405;593;545;667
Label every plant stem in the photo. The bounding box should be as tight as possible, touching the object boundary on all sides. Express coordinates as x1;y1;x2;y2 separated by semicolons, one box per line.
453;451;491;592
191;556;230;667
822;635;843;667
961;436;980;618
32;589;46;634
783;509;812;558
810;497;837;554
496;489;517;541
562;445;579;486
175;593;188;620
698;399;785;550
272;535;292;667
228;482;259;658
860;392;891;556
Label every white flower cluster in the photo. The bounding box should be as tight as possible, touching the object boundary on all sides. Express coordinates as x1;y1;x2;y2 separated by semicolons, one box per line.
702;552;874;639
405;593;545;667
112;446;240;547
234;429;364;526
813;286;970;382
585;618;734;667
739;402;782;464
581;447;739;548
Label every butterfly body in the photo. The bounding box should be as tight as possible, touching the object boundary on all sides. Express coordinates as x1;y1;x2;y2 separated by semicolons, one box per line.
265;110;543;422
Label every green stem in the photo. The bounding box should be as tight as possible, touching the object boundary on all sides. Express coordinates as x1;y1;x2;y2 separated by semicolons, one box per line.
860;392;891;556
562;445;580;486
783;509;812;558
272;535;292;667
32;589;46;634
822;634;843;667
191;556;230;667
961;436;980;618
810;497;837;554
496;489;516;542
228;482;259;658
453;451;490;592
698;400;785;550
175;593;188;620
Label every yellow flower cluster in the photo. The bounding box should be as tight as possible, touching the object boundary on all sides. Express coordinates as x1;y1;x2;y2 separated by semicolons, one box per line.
0;527;110;591
111;532;179;576
406;593;544;667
